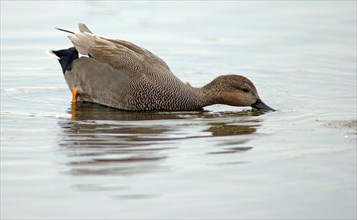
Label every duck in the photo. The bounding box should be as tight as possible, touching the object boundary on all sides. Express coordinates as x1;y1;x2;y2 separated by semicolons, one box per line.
48;23;275;112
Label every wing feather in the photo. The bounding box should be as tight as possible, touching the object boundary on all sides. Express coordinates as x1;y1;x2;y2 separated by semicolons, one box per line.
65;23;174;78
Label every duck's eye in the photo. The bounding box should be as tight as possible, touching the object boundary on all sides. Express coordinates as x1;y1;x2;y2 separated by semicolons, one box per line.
242;88;249;93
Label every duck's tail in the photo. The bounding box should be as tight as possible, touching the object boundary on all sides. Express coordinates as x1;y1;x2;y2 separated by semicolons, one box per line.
55;23;93;35
54;23;96;55
46;47;79;74
47;23;96;73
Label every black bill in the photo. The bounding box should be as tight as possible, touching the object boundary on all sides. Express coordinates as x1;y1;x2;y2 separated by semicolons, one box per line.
251;98;276;112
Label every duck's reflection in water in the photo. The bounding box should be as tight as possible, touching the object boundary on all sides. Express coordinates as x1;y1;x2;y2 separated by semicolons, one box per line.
58;103;262;177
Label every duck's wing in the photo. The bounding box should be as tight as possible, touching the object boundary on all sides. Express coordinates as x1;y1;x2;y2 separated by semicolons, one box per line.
67;24;174;78
88;44;146;73
102;38;171;72
78;23;92;34
88;43;173;78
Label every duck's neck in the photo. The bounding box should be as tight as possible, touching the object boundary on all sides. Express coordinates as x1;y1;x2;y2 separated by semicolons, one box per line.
192;80;238;108
192;85;222;108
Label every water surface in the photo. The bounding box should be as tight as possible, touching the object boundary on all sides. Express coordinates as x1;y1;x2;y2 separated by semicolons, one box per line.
1;1;356;219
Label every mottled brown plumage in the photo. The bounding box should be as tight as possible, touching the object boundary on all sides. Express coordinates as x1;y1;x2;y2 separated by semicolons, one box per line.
50;23;275;112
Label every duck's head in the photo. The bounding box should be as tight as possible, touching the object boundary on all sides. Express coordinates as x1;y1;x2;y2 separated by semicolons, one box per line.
203;74;275;112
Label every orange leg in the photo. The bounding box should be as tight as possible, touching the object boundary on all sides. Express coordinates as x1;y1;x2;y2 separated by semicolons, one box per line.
71;87;79;120
71;102;77;120
72;87;79;103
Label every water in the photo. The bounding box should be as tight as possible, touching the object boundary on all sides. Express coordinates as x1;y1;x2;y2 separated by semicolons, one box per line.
1;1;356;219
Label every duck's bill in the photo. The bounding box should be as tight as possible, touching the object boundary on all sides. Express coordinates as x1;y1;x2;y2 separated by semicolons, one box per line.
251;98;276;112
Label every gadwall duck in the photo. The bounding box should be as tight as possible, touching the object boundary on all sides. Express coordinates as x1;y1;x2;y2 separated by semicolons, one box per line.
48;23;275;112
